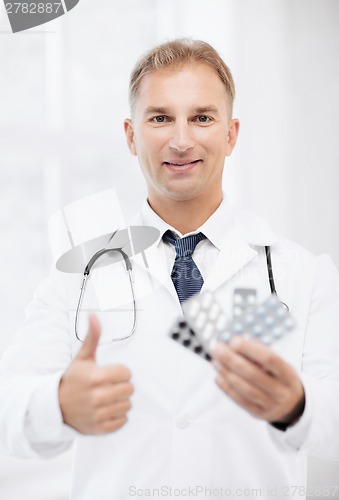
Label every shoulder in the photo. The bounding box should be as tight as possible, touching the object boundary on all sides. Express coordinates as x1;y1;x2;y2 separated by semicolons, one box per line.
233;206;316;258
233;206;338;274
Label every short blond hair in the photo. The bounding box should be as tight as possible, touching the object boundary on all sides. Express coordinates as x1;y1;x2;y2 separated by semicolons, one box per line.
129;38;235;116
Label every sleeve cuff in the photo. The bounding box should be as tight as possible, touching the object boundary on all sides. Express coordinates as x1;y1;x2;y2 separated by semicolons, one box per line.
25;371;81;457
266;373;313;452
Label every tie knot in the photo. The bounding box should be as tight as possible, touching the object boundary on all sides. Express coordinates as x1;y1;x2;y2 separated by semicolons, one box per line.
163;230;206;258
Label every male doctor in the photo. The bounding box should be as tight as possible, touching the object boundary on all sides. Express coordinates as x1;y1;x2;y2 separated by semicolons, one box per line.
1;39;339;500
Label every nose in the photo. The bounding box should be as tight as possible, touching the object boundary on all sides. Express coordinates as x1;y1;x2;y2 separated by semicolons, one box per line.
168;120;194;152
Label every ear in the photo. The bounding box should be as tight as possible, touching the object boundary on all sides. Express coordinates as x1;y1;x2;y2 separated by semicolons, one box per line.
225;118;240;157
124;119;137;156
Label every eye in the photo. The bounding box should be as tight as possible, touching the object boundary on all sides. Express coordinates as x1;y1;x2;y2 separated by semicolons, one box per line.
151;116;168;123
195;115;212;124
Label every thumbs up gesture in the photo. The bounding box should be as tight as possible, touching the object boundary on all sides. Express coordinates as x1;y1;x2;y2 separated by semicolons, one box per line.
58;315;134;434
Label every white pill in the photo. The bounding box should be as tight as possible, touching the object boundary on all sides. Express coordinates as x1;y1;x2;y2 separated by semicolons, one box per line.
216;315;227;332
219;331;231;343
231;322;243;334
276;307;288;318
247;294;256;305
196;311;207;329
234;293;243;305
244;314;255;326
202;322;215;341
188;301;200;319
209;303;220;321
273;326;283;338
255;306;266;317
234;306;243;317
253;325;263;336
265;316;275;327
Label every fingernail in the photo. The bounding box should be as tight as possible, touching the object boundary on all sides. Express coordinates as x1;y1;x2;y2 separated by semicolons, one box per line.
230;336;242;348
211;341;226;357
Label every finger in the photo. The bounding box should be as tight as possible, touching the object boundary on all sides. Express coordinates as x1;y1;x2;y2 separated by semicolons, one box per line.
96;364;132;384
110;382;134;400
227;336;292;379
219;368;271;408
76;314;101;361
97;399;132;422
215;375;264;418
211;359;230;378
99;416;128;434
212;344;279;396
92;384;134;407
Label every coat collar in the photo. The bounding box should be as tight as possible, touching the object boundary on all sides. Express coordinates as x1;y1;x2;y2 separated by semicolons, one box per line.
128;197;279;297
135;196;278;245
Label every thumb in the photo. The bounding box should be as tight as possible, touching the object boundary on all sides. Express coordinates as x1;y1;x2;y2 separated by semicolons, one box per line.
76;314;101;361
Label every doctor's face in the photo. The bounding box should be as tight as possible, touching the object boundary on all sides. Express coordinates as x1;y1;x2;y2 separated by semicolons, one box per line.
124;64;239;206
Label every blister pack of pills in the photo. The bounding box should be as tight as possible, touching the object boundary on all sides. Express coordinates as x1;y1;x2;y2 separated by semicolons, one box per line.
170;320;212;361
169;288;295;361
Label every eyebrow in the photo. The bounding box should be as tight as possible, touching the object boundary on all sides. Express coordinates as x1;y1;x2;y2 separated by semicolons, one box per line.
144;106;169;116
143;105;220;116
195;106;219;114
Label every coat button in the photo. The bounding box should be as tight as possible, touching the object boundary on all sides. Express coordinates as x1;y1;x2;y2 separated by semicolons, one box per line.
176;415;191;429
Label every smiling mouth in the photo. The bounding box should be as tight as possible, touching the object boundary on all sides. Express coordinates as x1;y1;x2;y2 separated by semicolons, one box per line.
163;159;202;168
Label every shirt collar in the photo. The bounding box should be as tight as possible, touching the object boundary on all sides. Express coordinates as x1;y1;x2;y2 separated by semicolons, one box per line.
140;195;234;251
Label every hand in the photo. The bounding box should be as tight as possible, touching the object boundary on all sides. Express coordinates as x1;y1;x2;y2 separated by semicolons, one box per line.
59;314;134;434
211;336;305;425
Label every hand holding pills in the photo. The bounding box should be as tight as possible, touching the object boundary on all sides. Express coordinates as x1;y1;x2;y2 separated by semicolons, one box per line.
212;337;305;426
169;287;304;426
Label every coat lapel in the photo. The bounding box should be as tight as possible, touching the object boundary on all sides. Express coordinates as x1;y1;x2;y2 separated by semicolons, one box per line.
127;212;179;305
202;227;258;291
135;242;180;304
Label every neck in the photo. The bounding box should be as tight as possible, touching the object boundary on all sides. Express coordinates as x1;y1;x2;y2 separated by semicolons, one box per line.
148;191;223;235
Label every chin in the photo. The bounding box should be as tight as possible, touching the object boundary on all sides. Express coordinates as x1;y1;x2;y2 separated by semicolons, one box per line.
161;184;205;202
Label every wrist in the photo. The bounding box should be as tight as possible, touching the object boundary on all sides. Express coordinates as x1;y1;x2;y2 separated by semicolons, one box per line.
270;391;306;431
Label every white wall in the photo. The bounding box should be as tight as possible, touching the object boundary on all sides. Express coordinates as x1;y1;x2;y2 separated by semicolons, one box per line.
0;1;338;498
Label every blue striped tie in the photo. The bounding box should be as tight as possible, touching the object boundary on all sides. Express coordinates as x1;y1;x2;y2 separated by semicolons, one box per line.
163;230;206;303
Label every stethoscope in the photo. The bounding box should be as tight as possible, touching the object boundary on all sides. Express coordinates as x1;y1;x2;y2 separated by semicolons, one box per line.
75;242;288;342
265;246;289;310
74;229;137;343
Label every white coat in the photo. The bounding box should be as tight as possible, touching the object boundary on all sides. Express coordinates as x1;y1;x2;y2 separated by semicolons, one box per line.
1;200;339;500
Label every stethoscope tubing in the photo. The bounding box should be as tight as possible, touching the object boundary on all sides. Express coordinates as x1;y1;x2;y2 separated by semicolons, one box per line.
74;247;136;343
265;246;289;311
